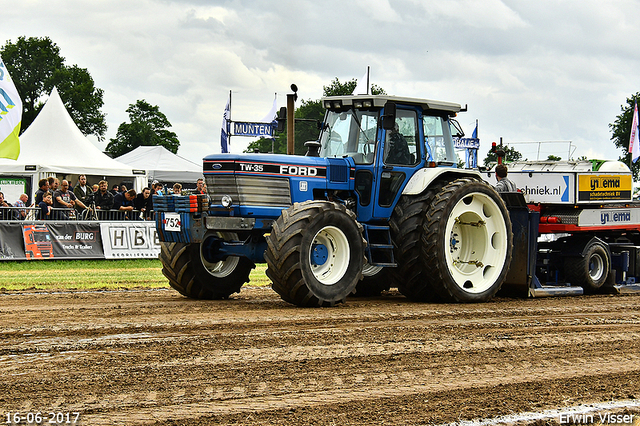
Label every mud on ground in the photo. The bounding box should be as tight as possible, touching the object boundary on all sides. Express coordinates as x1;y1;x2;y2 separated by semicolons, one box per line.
1;287;639;425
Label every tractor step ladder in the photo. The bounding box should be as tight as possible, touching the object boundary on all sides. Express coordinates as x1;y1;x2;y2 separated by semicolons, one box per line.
362;224;396;267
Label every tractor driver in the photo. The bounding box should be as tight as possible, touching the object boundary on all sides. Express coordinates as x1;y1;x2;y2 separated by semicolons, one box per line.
384;122;412;165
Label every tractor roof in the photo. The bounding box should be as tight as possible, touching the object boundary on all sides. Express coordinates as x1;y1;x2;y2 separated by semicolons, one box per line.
320;94;462;114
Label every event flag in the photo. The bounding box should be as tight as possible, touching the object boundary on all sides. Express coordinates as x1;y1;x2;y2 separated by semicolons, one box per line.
629;101;640;163
472;119;478;139
352;66;370;95
221;94;230;153
259;94;277;124
0;56;22;160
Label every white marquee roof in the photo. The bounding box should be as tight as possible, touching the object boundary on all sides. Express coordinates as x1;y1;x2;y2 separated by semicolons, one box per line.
116;145;202;184
0;87;139;177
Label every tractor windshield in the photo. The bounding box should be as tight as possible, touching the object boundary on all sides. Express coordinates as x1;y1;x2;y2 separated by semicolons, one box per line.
319;109;379;164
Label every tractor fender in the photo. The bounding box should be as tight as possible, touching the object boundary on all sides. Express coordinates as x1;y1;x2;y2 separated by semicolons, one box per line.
403;168;483;195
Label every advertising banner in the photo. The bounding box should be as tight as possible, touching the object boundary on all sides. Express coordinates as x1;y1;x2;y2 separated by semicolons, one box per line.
1;221;160;261
0;222;103;260
44;223;103;259
577;174;632;202
100;221;161;259
233;121;274;138
0;222;25;259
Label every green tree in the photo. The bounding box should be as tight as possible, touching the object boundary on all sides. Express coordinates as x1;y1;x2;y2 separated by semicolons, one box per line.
106;100;179;157
0;36;107;140
610;92;640;180
483;143;522;166
246;77;386;154
547;155;561;161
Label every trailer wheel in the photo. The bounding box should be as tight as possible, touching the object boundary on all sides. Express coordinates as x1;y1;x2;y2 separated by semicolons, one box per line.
422;179;513;302
160;237;254;299
389;190;442;302
352;265;391;297
265;201;365;307
565;242;610;293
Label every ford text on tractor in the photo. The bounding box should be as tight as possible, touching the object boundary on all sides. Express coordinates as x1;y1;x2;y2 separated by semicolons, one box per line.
155;94;515;306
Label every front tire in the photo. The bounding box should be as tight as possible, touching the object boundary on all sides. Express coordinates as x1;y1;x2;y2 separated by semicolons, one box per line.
422;179;513;302
160;238;254;299
265;201;365;307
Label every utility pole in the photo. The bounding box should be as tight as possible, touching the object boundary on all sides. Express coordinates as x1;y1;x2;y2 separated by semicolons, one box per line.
287;84;298;155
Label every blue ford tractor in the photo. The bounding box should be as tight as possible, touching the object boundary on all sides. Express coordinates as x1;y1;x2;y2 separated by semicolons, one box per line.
155;95;513;306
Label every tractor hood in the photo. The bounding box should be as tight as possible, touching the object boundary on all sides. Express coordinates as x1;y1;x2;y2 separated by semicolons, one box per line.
202;153;355;211
203;153;336;178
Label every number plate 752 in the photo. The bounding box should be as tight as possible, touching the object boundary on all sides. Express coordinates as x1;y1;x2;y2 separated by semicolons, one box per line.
164;212;181;231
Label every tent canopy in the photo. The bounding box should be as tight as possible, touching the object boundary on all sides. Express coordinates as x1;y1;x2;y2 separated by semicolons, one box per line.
0;87;146;198
0;87;140;177
115;145;203;184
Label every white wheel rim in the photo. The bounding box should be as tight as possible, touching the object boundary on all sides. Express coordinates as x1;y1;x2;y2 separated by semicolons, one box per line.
310;225;350;285
362;263;383;277
200;232;240;278
444;192;508;294
589;253;605;281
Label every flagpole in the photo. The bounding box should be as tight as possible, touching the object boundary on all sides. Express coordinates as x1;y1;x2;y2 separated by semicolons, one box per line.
228;90;232;150
366;66;370;95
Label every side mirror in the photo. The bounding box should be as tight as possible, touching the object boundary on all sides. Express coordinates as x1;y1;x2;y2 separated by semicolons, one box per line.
381;101;396;130
450;119;465;138
276;107;287;132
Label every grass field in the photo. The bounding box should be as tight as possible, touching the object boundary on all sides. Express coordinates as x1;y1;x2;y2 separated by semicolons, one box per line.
0;259;270;291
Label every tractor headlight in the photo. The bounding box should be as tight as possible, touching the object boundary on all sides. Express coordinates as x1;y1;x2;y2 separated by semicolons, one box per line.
221;195;233;208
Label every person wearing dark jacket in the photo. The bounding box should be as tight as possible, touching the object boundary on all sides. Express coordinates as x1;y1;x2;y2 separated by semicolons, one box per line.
134;187;153;220
93;180;114;211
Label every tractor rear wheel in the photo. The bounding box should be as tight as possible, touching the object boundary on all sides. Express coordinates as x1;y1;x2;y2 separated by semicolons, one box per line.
564;241;610;293
160;237;254;299
265;201;365;307
422;179;513;302
389;189;442;302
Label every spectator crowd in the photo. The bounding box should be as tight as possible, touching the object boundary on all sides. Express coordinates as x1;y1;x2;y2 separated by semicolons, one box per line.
0;176;207;221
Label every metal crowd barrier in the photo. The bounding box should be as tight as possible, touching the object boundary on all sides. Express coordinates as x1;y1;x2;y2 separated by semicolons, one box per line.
0;206;156;222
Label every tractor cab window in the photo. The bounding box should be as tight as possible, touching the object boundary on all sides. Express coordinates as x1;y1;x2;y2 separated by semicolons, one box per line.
319;109;378;164
383;109;418;166
424;115;455;163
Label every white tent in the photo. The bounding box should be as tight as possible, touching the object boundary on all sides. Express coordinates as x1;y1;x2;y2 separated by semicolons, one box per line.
115;145;203;184
0;88;146;199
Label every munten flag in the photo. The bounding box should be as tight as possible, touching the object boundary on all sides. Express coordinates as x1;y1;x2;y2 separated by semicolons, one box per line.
0;56;22;160
629;101;640;163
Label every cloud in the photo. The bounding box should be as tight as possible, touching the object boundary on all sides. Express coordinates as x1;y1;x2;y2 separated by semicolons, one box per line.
2;0;640;163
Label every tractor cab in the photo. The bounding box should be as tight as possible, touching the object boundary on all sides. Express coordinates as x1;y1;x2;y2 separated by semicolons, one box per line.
317;95;462;220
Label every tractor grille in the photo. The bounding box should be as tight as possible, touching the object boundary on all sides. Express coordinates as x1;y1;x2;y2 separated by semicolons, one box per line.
328;159;348;183
205;175;291;207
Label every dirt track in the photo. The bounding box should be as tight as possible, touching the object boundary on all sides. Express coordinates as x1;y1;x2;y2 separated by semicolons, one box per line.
1;287;640;425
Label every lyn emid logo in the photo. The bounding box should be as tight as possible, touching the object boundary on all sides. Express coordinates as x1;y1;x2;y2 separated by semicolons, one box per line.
600;210;631;225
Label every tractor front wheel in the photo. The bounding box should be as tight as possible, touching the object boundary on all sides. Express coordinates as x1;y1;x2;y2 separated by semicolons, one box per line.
265;201;365;307
160;235;254;299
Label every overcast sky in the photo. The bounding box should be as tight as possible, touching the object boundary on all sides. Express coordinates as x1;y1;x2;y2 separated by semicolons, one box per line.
4;0;640;164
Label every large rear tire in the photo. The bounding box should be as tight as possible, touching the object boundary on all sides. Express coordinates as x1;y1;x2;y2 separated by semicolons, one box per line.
564;241;610;293
160;238;254;299
422;179;513;302
265;201;365;307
